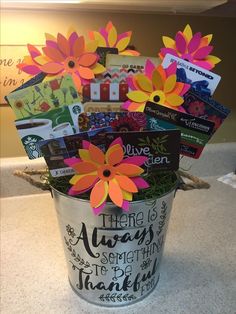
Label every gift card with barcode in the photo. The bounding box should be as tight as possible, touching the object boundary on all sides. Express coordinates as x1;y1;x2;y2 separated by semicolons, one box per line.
162;54;221;96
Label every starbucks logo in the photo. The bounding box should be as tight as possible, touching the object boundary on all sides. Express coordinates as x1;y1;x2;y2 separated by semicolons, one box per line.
22;135;43;159
72;105;82;115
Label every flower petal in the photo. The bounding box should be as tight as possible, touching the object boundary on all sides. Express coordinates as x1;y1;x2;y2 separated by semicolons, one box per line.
122;190;133;201
64;157;81;167
57;33;70;57
159;47;178;58
194;60;213;70
127;91;149;103
166;94;184;107
78;53;98;67
73;174;98;192
85;40;98;53
162;36;175;48
73;36;85;57
136;74;153;93
115;175;138;193
206;54;221;65
188;32;201;53
108;179;123;207
27;44;41;59
164;74;177;93
89;143;105;164
91;63;106;74
105;144;124;166
93;201;106;215
73;161;97;174
90;180;108;208
40;62;64;74
115;163;144;177
131;177;149;189
71;72;82;90
152;68;164;90
145;59;156;80
108;24;117;47
175;31;187;54
183;24;193;43
121;200;130;212
116;36;131;52
109;137;123;148
19;65;41;75
193;46;213;60
42;46;65;62
126;102;146;112
79;149;90;161
165;61;177;77
89;31;106;47
78;66;94;80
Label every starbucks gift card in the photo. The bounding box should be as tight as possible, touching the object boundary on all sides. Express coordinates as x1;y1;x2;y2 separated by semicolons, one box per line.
162;54;221;96
183;90;231;133
105;130;181;171
144;101;215;159
78;112;148;132
7;75;81;119
15;103;84;159
39;127;112;177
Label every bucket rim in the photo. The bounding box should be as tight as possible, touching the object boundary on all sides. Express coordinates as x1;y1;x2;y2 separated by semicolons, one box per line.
50;173;179;205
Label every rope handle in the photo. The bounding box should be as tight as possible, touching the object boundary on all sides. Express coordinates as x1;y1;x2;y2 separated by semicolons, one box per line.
13;168;210;192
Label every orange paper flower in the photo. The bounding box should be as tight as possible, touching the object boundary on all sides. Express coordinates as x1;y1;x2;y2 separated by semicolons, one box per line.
17;30;106;91
122;59;190;112
89;21;140;56
158;24;221;70
64;138;149;214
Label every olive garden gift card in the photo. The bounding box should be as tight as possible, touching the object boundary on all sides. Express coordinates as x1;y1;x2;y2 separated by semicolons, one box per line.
105;130;181;171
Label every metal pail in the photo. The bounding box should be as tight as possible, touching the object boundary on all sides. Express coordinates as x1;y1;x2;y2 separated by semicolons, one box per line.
51;184;177;307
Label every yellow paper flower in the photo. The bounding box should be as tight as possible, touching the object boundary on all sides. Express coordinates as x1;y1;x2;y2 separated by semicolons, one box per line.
89;21;140;56
122;59;190;112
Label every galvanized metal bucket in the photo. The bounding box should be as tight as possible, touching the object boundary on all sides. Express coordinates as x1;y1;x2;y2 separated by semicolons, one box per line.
51;184;177;307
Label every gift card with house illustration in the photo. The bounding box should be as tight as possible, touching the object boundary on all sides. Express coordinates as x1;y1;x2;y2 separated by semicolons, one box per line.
7;75;81;119
105;129;181;171
144;101;215;159
39;127;112;177
78;112;148;132
162;54;221;96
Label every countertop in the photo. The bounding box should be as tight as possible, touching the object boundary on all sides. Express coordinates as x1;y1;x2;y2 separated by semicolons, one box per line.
1;176;236;314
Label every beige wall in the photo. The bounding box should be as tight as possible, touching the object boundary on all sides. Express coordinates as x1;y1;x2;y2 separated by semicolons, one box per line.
1;9;235;157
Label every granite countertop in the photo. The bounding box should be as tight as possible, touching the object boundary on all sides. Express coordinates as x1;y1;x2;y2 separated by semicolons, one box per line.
1;176;236;314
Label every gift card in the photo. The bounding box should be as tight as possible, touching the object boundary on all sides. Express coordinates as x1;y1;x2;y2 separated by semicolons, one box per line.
183;90;231;132
144;101;215;159
39;127;112;177
105;130;181;171
7;75;81;119
15;103;84;159
162;54;221;96
78;111;148;132
83;101;123;113
106;54;161;71
83;83;128;102
96;47;118;66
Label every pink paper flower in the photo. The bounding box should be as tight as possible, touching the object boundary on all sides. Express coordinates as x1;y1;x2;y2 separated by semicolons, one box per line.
159;24;221;70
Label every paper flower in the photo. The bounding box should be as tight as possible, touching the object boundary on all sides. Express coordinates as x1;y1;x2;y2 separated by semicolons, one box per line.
17;30;106;91
64;138;149;214
122;59;190;112
89;21;140;56
159;24;221;70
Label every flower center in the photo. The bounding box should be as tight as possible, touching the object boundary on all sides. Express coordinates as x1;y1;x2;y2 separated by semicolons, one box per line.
153;95;160;103
68;60;75;68
103;169;111;177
